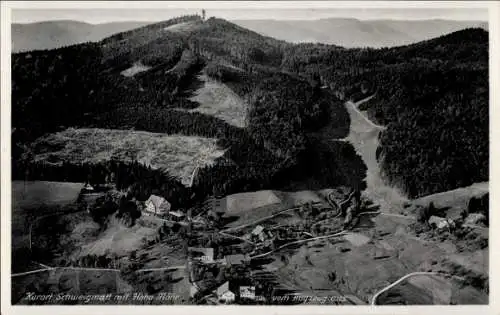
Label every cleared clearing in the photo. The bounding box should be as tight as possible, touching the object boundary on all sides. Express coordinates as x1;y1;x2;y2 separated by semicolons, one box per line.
31;128;225;186
163;21;200;34
120;62;151;77
188;74;248;128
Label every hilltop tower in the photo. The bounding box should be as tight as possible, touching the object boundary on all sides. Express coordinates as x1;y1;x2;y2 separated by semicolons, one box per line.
202;9;206;21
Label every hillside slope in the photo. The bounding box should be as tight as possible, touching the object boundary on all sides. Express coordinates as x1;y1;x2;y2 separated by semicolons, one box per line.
12;16;489;202
13;15;357;202
12;20;151;52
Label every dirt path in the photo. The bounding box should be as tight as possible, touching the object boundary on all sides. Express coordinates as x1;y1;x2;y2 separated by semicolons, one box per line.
341;96;408;213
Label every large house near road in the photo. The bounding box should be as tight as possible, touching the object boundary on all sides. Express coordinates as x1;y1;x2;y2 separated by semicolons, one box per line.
145;195;171;216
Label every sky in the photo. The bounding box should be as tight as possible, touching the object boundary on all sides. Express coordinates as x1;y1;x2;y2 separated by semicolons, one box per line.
11;7;488;24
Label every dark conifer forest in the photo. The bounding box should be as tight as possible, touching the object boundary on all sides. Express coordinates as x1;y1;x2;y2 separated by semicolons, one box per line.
12;15;489;202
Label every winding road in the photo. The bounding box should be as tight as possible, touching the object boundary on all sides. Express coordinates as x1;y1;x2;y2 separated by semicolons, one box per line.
370;271;463;305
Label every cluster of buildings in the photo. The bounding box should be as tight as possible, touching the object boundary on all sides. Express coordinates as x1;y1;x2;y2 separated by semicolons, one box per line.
187;245;263;304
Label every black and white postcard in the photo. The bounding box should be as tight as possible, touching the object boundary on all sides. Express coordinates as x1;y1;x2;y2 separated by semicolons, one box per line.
1;1;498;314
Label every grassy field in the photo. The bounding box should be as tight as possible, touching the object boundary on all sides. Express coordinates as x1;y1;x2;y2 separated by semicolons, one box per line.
69;216;158;259
412;181;489;219
187;74;248;128
31;128;225;185
226;190;282;214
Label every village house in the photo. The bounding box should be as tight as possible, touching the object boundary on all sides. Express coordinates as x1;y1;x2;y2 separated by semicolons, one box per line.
82;183;94;192
428;215;454;230
216;281;235;303
144;195;171;216
209;197;227;219
168;210;185;222
252;225;265;242
240;286;256;300
251;225;273;242
188;247;214;263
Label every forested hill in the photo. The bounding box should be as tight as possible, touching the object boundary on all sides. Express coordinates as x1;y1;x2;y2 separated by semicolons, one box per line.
282;28;488;198
12;15;488;200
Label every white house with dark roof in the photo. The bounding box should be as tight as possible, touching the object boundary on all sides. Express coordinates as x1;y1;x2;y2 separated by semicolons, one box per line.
251;225;266;242
145;195;171;216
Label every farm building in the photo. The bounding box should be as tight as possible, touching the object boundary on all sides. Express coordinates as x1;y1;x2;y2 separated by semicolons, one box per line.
145;195;171;216
428;215;454;230
251;225;273;242
211;198;227;213
240;286;256;300
216;281;235;303
188;247;214;263
224;254;249;266
82;183;95;192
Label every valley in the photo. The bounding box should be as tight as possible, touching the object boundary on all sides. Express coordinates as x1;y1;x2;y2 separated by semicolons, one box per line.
10;13;489;306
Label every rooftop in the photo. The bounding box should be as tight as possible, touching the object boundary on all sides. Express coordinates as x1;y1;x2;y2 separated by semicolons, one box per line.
169;211;185;217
